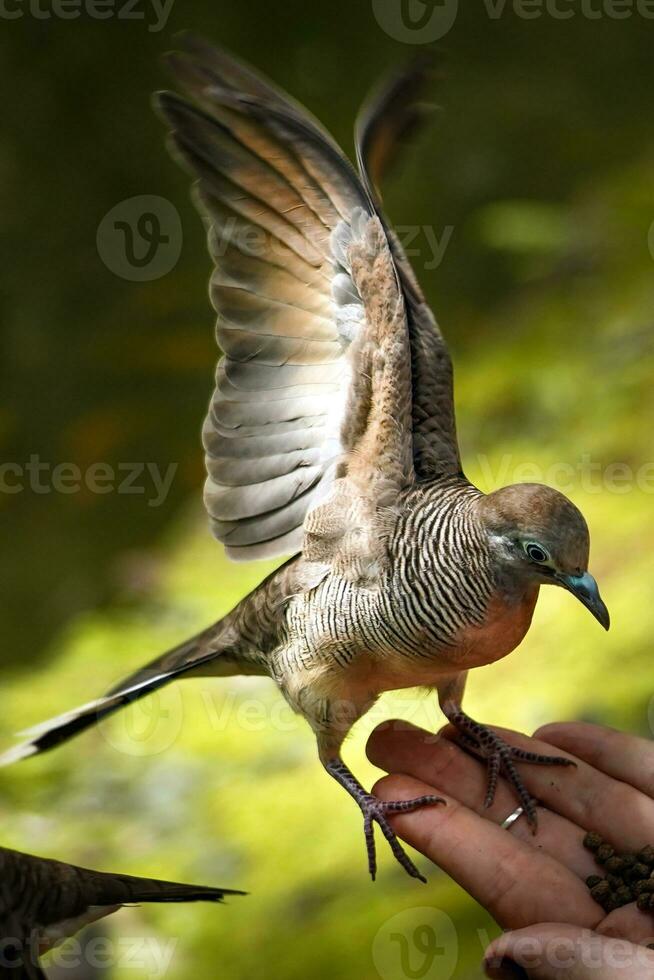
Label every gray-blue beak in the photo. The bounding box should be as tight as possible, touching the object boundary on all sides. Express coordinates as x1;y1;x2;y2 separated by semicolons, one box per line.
558;571;610;631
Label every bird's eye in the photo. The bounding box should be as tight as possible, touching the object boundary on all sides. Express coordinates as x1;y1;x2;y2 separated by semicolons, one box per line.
524;542;550;564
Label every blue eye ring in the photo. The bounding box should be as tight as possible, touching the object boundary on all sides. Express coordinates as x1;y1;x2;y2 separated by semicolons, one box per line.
525;542;550;564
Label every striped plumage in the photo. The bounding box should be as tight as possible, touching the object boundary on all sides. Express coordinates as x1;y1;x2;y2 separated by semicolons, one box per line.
387;480;492;651
1;36;609;882
0;846;242;979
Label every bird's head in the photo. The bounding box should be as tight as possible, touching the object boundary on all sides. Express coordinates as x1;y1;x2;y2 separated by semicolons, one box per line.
478;482;610;630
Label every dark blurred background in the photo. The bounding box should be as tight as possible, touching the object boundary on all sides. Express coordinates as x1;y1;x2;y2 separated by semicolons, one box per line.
1;2;653;978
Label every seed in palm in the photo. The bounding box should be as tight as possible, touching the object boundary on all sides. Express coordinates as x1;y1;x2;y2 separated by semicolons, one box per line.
590;881;611;902
596;844;615;864
614;885;633;907
582;832;654;914
603;856;625;874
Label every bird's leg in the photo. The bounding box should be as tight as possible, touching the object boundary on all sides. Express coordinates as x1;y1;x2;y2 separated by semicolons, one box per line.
310;695;443;881
324;757;444;882
441;700;575;829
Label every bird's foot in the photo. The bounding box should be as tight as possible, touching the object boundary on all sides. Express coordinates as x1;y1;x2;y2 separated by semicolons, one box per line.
325;759;444;881
360;792;445;882
447;709;575;830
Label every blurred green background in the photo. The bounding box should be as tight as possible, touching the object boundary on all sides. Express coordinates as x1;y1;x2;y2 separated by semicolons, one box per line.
1;1;654;978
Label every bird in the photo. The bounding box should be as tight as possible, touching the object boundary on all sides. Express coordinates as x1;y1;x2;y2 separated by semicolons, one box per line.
0;844;243;979
0;34;610;883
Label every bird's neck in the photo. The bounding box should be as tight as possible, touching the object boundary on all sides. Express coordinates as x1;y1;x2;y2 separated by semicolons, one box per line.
395;479;541;609
395;478;490;573
387;480;540;668
389;478;496;626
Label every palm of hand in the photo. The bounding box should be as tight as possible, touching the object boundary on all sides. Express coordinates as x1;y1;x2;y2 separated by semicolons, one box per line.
366;719;654;972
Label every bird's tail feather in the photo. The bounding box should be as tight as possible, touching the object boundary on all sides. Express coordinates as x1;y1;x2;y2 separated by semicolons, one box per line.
1;558;295;767
0;630;222;767
85;869;246;905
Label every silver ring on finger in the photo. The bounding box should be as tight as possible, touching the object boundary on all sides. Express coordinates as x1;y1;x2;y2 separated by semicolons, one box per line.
500;805;525;831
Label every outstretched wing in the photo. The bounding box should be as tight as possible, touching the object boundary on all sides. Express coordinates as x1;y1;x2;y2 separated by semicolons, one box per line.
356;55;462;482
158;35;416;567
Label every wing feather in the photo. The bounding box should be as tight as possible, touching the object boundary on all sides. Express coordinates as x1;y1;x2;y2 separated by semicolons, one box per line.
159;37;420;569
356;55;462;481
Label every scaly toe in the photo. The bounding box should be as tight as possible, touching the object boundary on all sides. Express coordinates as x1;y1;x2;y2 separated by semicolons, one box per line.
507;747;576;768
448;712;575;830
484;753;501;809
379;795;445;816
362;794;445;882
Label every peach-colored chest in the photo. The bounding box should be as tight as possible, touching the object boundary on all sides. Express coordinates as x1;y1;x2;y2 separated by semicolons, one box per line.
315;585;541;703
453;584;540;669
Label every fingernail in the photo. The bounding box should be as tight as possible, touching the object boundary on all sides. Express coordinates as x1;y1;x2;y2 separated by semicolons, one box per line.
483;955;529;979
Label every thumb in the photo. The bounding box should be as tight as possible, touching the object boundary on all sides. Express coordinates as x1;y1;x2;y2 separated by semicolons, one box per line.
483;924;654;980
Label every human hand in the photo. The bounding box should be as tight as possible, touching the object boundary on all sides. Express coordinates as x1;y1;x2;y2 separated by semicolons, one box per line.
366;720;654;978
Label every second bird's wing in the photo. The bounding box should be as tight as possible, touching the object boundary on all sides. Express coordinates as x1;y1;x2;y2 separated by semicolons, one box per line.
159;35;419;573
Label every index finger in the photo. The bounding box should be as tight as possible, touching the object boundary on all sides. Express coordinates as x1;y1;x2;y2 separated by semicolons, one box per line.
372;772;602;931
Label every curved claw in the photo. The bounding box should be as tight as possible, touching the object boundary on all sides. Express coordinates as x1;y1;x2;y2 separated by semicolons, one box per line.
362;794;445;882
447;709;577;831
324;757;444;882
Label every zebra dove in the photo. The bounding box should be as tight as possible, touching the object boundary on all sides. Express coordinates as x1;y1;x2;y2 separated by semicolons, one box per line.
0;36;609;882
0;845;242;979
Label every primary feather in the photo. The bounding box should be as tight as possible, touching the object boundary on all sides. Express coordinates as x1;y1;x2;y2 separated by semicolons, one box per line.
156;35;459;563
